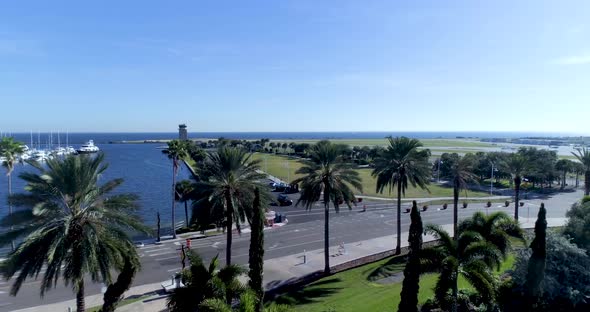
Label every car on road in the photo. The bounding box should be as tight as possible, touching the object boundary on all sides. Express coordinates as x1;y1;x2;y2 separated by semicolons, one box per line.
277;194;293;206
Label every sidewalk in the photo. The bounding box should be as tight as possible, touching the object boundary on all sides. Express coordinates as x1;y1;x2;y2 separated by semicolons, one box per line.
16;217;567;312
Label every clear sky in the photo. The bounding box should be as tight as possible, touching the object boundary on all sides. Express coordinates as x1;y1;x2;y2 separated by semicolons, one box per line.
1;1;589;134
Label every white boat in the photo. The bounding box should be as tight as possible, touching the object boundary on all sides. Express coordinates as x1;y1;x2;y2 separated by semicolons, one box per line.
32;150;47;162
77;140;100;154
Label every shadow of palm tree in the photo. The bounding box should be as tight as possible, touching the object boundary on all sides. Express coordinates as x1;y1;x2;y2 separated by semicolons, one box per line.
366;255;407;282
271;278;343;306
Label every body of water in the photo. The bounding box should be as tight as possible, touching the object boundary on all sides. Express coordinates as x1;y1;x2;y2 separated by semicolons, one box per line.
0;144;191;228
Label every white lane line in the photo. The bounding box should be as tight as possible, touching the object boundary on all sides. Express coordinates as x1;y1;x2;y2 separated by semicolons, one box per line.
144;248;171;253
148;251;178;257
0;302;12;307
167;267;182;272
139;244;167;250
155;255;179;262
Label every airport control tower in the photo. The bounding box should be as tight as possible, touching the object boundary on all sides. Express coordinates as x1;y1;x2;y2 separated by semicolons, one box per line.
178;124;188;140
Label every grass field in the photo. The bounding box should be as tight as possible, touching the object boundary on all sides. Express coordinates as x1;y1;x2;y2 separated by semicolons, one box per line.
250;153;490;198
273;254;515;312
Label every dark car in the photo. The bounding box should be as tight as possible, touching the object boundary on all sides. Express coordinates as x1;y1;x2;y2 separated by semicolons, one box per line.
277;194;293;206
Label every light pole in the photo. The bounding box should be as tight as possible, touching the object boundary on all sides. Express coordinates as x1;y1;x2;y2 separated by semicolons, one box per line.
490;162;498;195
437;159;443;183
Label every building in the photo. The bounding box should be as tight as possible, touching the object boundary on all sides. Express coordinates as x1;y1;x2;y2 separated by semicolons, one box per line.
178;124;188;140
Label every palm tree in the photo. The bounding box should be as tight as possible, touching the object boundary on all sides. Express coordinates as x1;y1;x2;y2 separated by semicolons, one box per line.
458;211;524;258
421;225;503;312
167;251;247;311
163;139;189;239
443;154;478;238
572;147;590;195
0;154;149;312
0;137;24;250
503;153;528;221
292;140;363;274
175;180;194;227
200;289;290;312
573;161;585;188
193;146;266;266
372;136;431;254
555;159;572;190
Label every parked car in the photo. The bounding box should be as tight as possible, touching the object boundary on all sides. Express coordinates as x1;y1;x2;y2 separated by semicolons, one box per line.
277;194;293;206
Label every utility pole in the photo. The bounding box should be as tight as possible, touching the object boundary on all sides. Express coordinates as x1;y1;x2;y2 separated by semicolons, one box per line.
490;162;496;195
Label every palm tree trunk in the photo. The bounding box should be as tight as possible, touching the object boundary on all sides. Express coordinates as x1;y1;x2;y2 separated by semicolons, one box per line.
453;182;459;239
575;172;579;187
452;274;458;312
323;182;331;274
585;171;590;196
396;182;402;255
8;174;15;251
76;280;85;312
561;170;566;190
225;190;233;267
171;159;177;239
514;176;521;221
184;201;189;227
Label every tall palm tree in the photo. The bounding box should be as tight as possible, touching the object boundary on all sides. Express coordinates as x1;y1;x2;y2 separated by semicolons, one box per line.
293;140;363;274
458;211;524;258
421;225;503;312
163;139;189;239
443;154;477;238
193;146;266;266
572;147;590;195
555;159;572;190
372;136;431;254
175;179;194;227
573;161;585;188
0;154;149;312
0;137;24;250
503;153;528;221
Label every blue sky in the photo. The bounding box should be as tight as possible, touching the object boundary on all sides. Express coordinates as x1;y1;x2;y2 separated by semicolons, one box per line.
1;1;589;134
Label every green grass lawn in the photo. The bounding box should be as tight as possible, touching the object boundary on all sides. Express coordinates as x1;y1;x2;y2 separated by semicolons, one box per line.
273;254;515;312
251;153;490;199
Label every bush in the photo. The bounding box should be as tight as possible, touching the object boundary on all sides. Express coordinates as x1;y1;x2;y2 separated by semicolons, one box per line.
582;196;590;204
563;201;590;252
508;232;590;310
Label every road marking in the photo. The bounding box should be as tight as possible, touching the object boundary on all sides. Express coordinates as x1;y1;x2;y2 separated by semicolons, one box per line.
0;302;12;307
147;251;176;257
167;267;182;272
139;244;165;250
155;255;179;261
144;248;171;253
212;242;221;249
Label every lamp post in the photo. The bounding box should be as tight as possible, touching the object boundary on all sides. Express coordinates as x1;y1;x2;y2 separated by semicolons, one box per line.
490;162;498;195
437;159;443;183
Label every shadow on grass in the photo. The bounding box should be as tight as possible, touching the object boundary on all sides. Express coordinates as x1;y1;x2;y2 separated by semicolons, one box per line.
366;255;407;282
271;278;343;306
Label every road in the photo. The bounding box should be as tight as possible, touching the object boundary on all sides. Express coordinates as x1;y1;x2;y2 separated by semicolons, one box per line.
0;188;582;311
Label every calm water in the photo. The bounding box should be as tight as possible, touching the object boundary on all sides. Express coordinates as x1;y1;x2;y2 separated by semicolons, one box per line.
0;144;191;227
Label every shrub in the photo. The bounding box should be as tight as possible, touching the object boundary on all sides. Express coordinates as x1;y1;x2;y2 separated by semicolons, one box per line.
563;201;590;252
582;196;590;204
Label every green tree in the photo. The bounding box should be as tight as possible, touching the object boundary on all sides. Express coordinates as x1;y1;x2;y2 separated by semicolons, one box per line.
99;255;140;312
555;159;573;190
398;201;423;312
525;203;547;304
372;136;431;254
458;211;524;258
421;225;502;312
572;147;590;195
0;137;24;250
175;179;194;227
167;251;247;312
442;153;477;238
503;153;528;221
293;140;363;273
563;200;590;252
193;147;266;266
573;161;585;188
164;139;189;239
248;188;265;312
0;154;149;312
200;289;290;312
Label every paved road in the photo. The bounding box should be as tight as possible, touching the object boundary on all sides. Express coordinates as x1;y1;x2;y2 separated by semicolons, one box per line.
0;188;582;311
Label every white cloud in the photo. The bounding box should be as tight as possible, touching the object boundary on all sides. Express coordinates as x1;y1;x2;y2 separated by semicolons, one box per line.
554;55;590;65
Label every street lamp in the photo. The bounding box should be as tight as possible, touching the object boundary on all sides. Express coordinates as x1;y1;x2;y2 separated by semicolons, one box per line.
490;162;498;195
437;159;443;183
